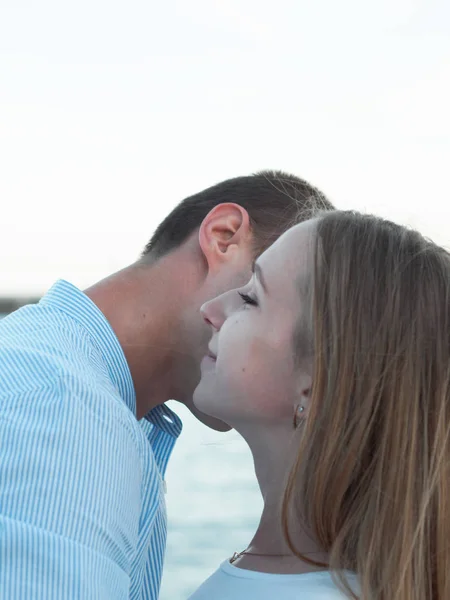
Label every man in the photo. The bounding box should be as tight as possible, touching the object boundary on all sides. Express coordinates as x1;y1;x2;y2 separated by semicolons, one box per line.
0;171;332;599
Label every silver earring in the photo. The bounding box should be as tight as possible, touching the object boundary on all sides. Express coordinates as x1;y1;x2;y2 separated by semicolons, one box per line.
293;405;305;428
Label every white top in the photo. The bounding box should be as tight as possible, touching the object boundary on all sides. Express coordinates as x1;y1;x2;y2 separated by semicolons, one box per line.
188;560;359;599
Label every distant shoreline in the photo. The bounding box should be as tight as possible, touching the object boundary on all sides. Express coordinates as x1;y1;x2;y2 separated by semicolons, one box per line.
0;297;39;315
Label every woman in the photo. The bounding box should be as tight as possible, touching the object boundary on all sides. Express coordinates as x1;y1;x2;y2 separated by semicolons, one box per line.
189;211;450;600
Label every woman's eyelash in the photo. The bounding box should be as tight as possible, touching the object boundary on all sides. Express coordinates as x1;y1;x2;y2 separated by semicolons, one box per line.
238;291;258;306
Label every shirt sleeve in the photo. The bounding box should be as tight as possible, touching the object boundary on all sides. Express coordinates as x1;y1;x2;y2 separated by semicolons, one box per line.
0;377;144;600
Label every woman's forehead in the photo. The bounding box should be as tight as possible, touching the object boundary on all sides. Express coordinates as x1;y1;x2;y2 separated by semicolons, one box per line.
258;219;317;297
262;219;317;269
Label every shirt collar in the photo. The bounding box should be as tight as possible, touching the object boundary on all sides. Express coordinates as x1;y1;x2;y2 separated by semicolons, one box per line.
144;404;183;438
39;279;136;415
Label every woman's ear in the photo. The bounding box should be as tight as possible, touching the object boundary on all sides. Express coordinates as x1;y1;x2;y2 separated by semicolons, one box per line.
198;203;252;271
293;373;312;426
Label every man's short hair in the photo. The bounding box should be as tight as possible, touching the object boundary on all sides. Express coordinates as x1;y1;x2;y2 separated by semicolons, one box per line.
143;170;334;258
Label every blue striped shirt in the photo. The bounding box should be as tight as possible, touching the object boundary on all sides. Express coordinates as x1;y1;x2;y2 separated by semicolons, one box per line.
0;280;182;599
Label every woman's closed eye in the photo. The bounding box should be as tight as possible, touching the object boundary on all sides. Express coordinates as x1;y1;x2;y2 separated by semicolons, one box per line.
238;291;258;307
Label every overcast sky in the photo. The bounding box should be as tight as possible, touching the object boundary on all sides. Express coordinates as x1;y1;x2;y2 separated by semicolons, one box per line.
1;0;449;296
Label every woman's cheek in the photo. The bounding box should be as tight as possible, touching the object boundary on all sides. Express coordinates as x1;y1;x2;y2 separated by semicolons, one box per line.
247;337;295;414
221;339;292;414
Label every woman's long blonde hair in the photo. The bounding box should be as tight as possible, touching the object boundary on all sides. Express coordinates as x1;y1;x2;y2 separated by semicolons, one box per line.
282;211;450;600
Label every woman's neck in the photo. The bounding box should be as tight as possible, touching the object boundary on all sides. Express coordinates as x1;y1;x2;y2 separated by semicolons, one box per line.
235;423;327;570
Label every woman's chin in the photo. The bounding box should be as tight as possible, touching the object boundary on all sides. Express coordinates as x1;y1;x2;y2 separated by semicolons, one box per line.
192;387;213;415
191;392;232;431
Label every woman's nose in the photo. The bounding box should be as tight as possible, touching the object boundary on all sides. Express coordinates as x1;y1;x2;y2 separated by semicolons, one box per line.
200;290;232;331
200;297;224;331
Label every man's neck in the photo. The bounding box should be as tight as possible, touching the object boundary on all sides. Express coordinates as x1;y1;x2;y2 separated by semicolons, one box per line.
85;256;198;418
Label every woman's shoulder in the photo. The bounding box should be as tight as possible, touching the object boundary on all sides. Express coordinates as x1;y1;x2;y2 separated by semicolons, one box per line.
188;560;359;599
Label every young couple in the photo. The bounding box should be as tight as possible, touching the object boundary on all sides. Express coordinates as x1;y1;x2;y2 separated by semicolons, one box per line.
0;171;448;600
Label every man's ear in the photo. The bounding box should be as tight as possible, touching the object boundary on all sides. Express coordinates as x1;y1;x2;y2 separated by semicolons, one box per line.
198;203;252;271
